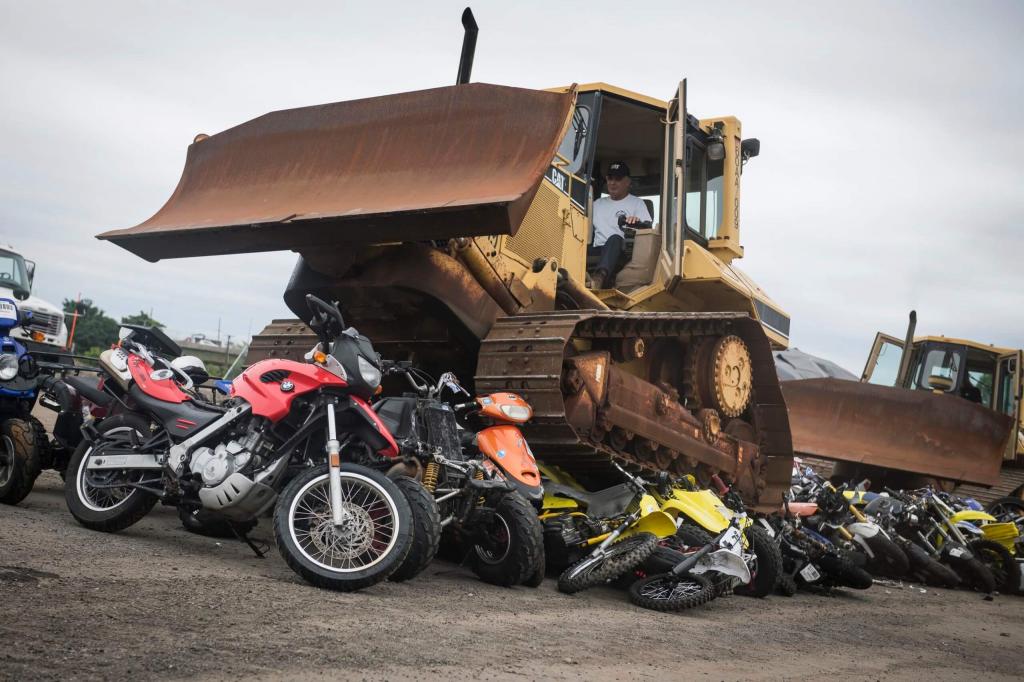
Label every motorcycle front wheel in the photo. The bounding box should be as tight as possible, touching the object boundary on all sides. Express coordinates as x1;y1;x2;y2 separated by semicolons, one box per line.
628;572;716;612
557;532;658;594
64;413;159;532
274;463;412;592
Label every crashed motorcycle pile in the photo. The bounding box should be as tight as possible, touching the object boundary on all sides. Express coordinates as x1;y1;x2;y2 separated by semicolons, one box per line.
788;461;1022;597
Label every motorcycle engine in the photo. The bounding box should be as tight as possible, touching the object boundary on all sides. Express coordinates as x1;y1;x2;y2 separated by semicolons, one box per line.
189;425;273;487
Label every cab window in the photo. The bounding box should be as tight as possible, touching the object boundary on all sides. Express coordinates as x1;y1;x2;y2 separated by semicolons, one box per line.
685;142;724;240
913;346;963;392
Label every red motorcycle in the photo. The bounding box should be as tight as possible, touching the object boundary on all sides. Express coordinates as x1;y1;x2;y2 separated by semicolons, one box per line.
64;295;421;592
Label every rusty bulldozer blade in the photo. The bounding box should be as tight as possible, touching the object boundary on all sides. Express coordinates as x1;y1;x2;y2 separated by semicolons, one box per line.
782;378;1012;486
97;83;575;261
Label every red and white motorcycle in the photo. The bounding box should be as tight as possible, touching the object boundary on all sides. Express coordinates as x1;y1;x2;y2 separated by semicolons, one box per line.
64;295;422;591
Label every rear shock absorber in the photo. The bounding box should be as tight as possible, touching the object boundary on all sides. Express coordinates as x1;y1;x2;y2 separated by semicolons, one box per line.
473;468;486;507
422;462;440;493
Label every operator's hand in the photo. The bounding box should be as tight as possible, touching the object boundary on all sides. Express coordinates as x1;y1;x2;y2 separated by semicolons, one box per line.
624;215;640;226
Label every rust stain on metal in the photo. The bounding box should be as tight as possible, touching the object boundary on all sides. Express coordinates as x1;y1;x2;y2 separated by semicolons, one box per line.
97;83;576;261
782;378;1012;486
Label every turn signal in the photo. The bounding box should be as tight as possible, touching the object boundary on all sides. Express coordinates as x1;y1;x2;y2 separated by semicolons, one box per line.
313;350;328;364
30;331;45;342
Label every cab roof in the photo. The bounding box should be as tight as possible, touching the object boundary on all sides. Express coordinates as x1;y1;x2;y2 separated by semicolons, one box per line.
546;83;668;110
913;335;1017;356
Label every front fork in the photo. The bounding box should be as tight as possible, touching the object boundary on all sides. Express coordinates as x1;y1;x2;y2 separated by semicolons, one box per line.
325;401;346;526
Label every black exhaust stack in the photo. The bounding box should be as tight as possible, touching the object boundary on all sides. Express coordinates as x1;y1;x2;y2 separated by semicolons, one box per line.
456;8;478;85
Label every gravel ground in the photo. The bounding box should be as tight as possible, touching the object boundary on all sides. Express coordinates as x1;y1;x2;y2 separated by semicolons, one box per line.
2;412;1022;681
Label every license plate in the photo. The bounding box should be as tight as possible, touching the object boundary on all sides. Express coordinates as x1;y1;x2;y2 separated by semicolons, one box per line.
799;563;821;582
948;546;965;559
721;526;742;549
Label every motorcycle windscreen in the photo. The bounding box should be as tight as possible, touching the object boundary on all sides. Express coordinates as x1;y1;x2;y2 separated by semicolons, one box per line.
782;378;1012;486
97;83;576;261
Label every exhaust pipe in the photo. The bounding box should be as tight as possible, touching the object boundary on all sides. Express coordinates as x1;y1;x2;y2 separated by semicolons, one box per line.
895;309;917;387
456;8;479;85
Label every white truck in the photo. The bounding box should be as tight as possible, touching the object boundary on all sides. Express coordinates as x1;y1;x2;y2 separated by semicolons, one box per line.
0;244;68;358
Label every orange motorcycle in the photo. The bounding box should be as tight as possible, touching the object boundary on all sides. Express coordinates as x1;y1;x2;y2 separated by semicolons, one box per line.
373;363;544;586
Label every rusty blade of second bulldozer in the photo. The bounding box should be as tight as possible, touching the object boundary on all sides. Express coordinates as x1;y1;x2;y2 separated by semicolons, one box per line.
782;378;1012;486
98;83;575;261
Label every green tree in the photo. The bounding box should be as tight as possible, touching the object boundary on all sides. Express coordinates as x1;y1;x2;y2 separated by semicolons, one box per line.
63;298;119;354
121;310;164;329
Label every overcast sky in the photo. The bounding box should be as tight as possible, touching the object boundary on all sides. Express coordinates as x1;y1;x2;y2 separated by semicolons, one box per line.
1;0;1021;371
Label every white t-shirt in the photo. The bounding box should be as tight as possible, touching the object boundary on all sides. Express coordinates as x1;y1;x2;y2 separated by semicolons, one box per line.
591;194;652;246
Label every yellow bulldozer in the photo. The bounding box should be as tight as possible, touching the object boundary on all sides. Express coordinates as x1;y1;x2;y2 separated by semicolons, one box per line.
97;9;793;509
782;311;1022;502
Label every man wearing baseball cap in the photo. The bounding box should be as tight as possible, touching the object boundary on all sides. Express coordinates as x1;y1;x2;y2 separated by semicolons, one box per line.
589;161;652;289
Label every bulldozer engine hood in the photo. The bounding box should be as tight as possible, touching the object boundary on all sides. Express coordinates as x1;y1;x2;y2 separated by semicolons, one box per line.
782;378;1013;486
97;83;576;261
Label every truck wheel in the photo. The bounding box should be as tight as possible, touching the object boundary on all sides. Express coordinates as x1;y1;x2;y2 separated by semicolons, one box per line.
469;492;544;587
0;418;41;505
388;476;441;582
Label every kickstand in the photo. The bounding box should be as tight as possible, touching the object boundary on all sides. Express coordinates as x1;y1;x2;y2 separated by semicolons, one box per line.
232;525;268;559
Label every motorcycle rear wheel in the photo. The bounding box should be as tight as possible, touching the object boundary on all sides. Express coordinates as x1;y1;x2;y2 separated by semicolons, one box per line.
557;532;658;594
945;547;997;594
816;551;874;590
863;533;910;578
64;414;158;532
275;463;412;592
628;572;716;612
903;541;960;588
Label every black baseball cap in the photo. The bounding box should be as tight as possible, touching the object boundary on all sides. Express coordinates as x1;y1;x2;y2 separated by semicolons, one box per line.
606;161;630;178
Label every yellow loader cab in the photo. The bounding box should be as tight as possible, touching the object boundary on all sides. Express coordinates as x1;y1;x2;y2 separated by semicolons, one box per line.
863;332;1024;464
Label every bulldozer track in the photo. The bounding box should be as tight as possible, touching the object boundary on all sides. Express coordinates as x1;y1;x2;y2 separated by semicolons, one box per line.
475;310;792;508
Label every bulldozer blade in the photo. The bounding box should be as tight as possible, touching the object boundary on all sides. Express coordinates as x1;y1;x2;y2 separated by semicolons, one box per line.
782;378;1012;486
97;83;575;261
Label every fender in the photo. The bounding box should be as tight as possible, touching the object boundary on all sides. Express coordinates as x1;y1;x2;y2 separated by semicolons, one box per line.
347;396;400;459
621;509;677;540
661;489;732;534
953;521;984;536
476;424;542;495
690;547;751;585
949;510;998;526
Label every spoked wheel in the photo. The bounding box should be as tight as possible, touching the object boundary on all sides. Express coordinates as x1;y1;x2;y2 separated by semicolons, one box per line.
557;532;658;594
275;463;412;592
987;497;1024;523
628;572;716;612
64;414;159;531
970;538;1018;595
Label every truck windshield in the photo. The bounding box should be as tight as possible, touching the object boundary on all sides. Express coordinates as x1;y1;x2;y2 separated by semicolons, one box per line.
0;250;30;292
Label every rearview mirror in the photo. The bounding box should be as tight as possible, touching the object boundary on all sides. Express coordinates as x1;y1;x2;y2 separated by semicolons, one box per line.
24;259;35;284
12;287;29;301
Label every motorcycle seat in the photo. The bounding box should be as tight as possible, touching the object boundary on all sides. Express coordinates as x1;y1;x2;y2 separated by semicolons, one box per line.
63;375;112;407
546;482;636;519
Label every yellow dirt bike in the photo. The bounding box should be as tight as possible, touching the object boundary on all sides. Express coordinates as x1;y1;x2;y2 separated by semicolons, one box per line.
946;498;1021;594
647;473;782;598
538;462;677;594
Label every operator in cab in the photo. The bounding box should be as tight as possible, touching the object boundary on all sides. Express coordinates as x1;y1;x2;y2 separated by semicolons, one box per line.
589;161;652;289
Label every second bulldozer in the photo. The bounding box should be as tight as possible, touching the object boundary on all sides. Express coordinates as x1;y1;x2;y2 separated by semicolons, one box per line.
98;49;793;508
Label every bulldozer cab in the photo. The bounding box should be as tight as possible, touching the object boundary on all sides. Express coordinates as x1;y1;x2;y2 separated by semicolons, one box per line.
863;330;1024;461
548;81;739;291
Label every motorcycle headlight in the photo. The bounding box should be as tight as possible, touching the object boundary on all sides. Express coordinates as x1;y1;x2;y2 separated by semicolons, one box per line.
0;353;18;381
357;355;381;389
499;404;532;422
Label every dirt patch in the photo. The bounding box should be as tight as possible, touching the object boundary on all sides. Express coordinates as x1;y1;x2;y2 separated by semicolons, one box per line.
2;469;1022;682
